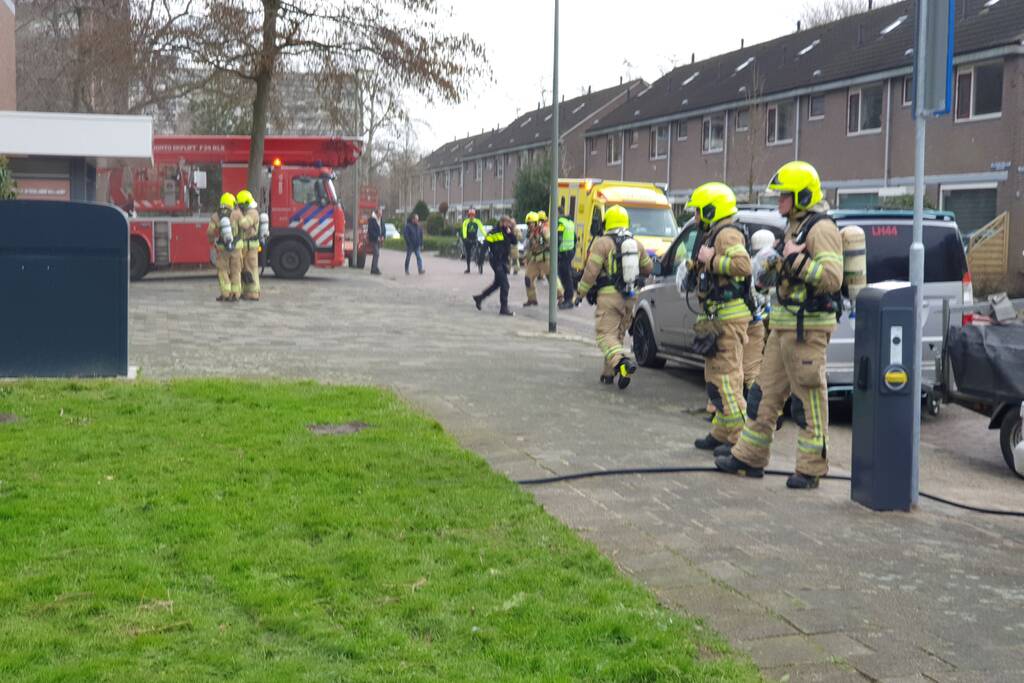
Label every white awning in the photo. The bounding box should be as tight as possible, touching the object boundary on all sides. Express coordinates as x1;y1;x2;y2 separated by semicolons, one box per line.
0;111;152;165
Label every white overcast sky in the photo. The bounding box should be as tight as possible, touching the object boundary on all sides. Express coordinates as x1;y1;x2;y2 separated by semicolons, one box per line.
413;0;815;152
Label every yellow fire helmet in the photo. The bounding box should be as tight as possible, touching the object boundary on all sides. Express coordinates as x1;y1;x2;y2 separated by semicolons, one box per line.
536;210;548;222
768;160;822;211
525;211;539;224
236;189;255;207
219;192;236;209
604;204;630;232
686;182;738;225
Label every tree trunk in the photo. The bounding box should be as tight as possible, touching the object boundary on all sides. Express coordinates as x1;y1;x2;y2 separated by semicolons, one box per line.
247;0;280;196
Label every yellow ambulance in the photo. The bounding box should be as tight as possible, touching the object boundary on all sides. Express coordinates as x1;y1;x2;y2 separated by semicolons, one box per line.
556;178;679;273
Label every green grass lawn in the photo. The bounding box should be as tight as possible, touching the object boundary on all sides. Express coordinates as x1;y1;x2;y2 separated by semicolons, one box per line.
0;380;758;682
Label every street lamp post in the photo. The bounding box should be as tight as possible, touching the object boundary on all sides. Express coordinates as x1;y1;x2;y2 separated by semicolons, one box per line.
547;0;560;333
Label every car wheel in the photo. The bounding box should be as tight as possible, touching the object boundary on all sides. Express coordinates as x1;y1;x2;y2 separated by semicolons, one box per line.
270;239;311;279
129;237;149;281
999;408;1023;479
633;311;666;368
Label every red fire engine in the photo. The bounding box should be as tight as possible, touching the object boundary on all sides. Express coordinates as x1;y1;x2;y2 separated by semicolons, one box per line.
98;135;365;280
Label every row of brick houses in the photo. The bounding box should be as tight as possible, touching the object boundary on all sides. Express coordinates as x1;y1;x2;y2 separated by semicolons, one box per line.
415;0;1024;292
412;79;647;221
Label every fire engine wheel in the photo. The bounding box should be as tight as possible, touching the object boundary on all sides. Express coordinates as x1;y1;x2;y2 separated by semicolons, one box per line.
270;240;311;279
129;238;149;281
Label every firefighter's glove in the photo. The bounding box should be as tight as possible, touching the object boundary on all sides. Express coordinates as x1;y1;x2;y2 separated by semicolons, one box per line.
585;288;598;306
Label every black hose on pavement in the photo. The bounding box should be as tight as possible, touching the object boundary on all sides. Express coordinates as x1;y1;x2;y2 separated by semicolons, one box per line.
516;466;1024;518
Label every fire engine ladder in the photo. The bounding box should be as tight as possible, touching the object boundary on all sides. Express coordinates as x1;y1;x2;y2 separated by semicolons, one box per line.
153;221;172;267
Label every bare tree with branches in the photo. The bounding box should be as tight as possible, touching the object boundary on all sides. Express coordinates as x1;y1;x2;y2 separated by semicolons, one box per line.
16;0;200;115
188;0;488;192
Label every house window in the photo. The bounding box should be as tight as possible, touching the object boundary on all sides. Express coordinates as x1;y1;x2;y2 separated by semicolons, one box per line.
848;84;883;134
955;62;1003;121
735;108;750;132
902;76;913;107
940;184;998;235
587;137;597;155
674;120;688;140
474;160;481;181
459;167;464;186
808;94;825;119
766;101;794;145
628;129;639;148
649;125;668;160
606;134;622;165
701;115;725;153
442;171;449;188
496;156;503;179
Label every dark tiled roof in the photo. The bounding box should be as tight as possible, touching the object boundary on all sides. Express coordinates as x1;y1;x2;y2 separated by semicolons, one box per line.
420;79;646;170
485;79;646;155
590;0;1024;134
420;128;502;171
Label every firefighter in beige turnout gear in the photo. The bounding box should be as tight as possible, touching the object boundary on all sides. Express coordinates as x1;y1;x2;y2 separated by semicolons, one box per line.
236;189;262;301
717;161;844;489
575;205;653;389
207;192;242;301
523;211;563;306
683;183;753;452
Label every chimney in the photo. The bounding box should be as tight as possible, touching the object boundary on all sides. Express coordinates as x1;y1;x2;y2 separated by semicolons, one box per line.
691;52;695;64
619;76;623;85
588;85;592;94
797;20;801;32
741;38;745;49
868;0;873;9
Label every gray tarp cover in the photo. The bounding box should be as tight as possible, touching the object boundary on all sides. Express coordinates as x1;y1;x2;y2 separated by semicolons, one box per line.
947;324;1024;403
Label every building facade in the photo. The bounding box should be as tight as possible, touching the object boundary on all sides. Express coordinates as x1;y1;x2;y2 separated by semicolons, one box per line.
1;0;15;110
584;0;1024;291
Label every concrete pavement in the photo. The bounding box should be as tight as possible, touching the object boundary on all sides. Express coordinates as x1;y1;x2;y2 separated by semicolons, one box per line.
129;250;1024;681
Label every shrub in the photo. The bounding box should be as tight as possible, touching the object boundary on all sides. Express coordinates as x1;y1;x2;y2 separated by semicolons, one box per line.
413;200;430;222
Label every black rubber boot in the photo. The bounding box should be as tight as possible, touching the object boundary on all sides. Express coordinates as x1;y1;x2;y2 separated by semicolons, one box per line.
694;433;726;451
616;358;637;390
713;442;733;458
472;295;483;310
786;473;820;489
600;375;614;385
714;454;764;478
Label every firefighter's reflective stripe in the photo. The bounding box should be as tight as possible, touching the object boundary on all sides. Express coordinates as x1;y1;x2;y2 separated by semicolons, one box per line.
804;250;842;286
699;297;751;322
715;243;746;276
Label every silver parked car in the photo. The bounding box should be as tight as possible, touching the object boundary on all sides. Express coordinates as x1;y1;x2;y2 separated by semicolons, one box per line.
631;208;972;397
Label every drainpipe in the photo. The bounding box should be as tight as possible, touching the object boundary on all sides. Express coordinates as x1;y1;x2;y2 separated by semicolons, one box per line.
884;79;893;187
620;131;625;182
795;97;802;160
666;125;672;189
723;111;730;183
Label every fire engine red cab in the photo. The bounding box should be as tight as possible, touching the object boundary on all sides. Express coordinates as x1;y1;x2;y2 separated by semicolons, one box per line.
97;135;363;281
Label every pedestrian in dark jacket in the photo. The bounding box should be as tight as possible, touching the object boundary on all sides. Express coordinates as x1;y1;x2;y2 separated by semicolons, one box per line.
472;215;516;316
367;211;383;274
403;213;425;275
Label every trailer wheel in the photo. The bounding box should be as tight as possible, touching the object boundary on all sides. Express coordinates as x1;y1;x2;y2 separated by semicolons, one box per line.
999;407;1023;480
270;239;311;279
130;237;149;281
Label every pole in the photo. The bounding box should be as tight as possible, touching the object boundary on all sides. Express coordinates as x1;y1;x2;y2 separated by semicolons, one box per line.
547;0;560;333
909;0;928;506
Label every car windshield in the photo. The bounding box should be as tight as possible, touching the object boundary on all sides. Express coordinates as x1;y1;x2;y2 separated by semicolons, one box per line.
625;207;679;238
